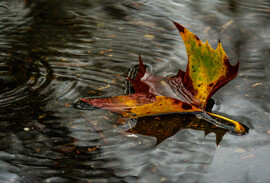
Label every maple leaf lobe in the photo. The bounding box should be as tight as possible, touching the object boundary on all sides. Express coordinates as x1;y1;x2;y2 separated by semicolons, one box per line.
173;21;239;109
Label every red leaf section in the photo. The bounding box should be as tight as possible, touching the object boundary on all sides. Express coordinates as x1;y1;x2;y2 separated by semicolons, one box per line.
127;54;150;94
81;93;156;115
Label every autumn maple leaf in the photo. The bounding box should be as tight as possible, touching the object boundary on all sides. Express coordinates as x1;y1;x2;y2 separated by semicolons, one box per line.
81;22;245;134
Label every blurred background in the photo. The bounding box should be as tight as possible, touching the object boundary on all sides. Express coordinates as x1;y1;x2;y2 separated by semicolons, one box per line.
0;0;269;182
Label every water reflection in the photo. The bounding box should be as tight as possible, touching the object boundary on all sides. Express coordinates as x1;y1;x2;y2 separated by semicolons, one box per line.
127;114;228;145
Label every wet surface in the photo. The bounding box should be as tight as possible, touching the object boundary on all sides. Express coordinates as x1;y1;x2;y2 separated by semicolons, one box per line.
0;0;269;182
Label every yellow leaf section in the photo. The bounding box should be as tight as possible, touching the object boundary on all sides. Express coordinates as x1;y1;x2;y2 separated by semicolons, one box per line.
175;22;231;108
123;96;201;118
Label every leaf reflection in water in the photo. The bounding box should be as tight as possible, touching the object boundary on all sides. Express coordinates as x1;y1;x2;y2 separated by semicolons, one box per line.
126;113;227;145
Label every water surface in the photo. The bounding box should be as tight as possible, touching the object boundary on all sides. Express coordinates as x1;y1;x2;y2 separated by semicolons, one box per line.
0;0;270;182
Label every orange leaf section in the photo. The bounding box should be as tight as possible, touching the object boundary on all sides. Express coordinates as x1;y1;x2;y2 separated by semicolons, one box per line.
125;96;201;118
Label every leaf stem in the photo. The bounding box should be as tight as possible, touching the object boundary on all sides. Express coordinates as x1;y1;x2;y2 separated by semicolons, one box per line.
198;111;245;134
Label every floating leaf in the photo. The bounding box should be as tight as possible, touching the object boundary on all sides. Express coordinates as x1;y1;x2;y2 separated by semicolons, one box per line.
80;22;245;134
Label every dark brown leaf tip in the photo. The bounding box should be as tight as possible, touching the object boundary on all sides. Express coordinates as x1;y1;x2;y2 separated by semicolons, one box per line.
173;21;185;33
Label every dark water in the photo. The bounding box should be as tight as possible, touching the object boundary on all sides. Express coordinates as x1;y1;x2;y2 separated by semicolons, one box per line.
0;0;269;182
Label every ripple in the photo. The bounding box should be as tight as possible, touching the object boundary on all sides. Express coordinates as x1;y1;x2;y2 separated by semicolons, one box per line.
0;53;52;108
